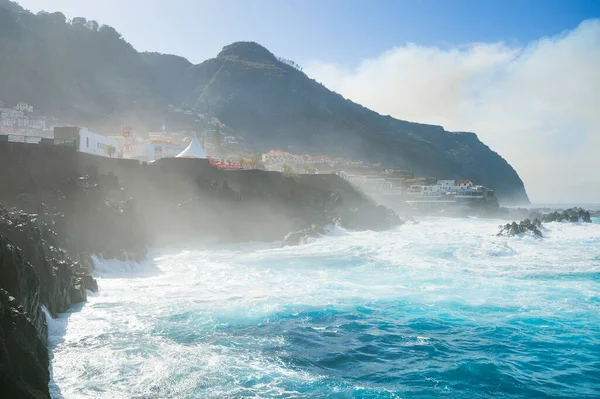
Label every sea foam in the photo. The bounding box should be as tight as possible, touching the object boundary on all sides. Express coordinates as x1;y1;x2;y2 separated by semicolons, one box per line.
48;217;600;398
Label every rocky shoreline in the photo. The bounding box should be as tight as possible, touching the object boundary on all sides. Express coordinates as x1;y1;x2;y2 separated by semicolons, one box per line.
0;141;403;398
497;208;593;238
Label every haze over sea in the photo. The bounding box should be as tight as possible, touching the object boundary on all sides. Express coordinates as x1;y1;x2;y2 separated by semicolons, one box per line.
47;217;600;398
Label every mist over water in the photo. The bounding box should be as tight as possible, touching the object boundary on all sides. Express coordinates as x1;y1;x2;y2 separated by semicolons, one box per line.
48;218;600;398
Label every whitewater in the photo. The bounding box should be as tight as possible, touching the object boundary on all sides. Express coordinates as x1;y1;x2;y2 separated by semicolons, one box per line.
47;217;600;398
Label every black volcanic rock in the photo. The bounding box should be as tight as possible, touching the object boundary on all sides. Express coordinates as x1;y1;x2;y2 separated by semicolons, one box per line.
497;208;594;238
0;207;94;317
497;218;543;238
530;208;592;224
0;238;50;399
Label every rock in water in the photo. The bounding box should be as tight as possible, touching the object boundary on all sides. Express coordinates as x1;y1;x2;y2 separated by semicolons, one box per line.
498;218;543;238
531;207;592;223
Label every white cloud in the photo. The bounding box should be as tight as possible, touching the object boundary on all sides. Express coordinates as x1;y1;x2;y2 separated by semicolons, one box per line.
305;20;600;204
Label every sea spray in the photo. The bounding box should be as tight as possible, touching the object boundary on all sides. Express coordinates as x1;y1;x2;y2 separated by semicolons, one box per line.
48;218;600;398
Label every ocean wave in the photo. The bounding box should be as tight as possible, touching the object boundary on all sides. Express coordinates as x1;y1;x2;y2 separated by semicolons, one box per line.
48;217;600;398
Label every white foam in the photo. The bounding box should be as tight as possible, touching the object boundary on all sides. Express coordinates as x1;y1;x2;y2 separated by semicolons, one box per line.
91;255;155;277
47;217;600;398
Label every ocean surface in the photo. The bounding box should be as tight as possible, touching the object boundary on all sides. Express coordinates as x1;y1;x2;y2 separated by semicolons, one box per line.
47;217;600;398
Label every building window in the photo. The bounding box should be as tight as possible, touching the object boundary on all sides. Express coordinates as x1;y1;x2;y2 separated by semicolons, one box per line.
98;142;107;150
86;137;89;148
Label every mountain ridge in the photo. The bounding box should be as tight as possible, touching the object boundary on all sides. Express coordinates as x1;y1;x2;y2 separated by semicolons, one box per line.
0;2;529;204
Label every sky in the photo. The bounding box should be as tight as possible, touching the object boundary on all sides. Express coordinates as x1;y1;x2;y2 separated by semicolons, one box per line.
15;0;600;203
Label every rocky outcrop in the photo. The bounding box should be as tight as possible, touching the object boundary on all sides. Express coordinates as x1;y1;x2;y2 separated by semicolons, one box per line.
498;218;543;238
497;208;594;238
0;207;97;317
0;289;49;399
530;208;592;224
0;238;49;399
0;206;102;398
0;208;103;398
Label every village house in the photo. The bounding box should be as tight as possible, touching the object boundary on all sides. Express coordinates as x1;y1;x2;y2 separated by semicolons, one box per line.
54;126;120;158
29;118;47;130
262;150;304;165
14;102;33;113
338;171;396;193
1;116;17;127
456;180;474;189
404;179;492;199
1;108;24;119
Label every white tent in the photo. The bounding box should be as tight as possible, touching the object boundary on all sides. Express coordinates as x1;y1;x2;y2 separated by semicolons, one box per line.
175;136;207;159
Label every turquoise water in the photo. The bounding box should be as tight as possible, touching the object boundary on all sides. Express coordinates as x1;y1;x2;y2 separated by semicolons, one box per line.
48;218;600;398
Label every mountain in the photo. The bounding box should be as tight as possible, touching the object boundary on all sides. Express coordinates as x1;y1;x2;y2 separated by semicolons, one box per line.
0;1;529;204
184;42;528;203
0;1;167;130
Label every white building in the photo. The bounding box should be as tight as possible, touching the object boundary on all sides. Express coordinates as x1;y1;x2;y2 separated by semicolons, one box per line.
17;117;30;127
54;126;120;157
338;171;395;192
1;108;24;119
262;150;304;165
437;180;456;189
455;180;474;190
1;117;16;127
29;118;46;130
14;102;33;113
406;179;484;198
129;140;186;161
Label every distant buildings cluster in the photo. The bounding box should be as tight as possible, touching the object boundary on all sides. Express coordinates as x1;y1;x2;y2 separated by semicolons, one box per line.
405;180;493;198
261;150;365;172
0;102;497;201
0;101;61;137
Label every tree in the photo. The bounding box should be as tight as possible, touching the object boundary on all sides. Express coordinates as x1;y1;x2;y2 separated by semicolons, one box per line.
246;153;263;169
39;11;66;24
282;164;295;176
86;20;99;31
106;145;116;158
303;164;316;174
72;17;87;26
99;24;122;40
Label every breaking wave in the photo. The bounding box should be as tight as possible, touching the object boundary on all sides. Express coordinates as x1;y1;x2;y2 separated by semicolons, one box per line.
48;217;600;398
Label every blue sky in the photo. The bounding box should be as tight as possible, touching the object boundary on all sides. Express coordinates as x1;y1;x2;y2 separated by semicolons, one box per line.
15;0;600;66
